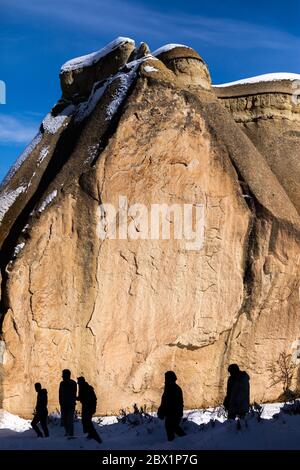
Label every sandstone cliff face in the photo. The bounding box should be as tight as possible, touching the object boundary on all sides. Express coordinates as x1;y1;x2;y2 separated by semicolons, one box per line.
214;79;300;214
0;38;300;417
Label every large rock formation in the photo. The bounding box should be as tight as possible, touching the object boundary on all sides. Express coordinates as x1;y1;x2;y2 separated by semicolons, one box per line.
0;38;300;417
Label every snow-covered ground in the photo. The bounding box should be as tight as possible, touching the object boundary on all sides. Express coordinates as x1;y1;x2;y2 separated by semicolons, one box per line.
0;403;300;450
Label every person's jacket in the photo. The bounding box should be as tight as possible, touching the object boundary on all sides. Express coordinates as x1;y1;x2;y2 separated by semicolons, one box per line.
36;389;48;412
78;382;97;414
224;371;250;416
59;379;77;408
158;383;184;419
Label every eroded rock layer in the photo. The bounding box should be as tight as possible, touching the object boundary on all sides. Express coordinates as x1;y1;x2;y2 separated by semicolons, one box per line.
214;78;300;214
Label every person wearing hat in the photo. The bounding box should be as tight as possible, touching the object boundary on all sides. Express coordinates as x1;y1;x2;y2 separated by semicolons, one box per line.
157;371;186;441
77;376;102;444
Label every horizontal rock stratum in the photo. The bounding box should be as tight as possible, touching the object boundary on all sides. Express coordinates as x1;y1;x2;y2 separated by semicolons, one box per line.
0;38;300;417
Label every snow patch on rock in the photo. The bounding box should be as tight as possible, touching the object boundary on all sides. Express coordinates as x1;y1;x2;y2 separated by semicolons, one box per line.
42;105;74;134
214;72;300;87
37;146;50;165
105;65;139;121
75;62;139;124
13;242;25;257
106;72;134;121
126;55;158;69
0;186;27;224
86;144;99;162
0;133;42;189
153;44;192;56
21;224;29;234
75;81;107;123
143;65;159;73
38;190;58;213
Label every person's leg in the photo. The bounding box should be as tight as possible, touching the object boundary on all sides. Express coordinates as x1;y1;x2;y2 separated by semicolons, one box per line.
60;408;64;426
64;408;71;436
236;413;246;430
40;412;49;437
91;423;102;444
62;407;68;434
165;416;175;441
81;408;89;434
174;417;186;437
60;408;65;427
66;408;74;436
85;411;93;438
85;411;102;443
31;414;43;437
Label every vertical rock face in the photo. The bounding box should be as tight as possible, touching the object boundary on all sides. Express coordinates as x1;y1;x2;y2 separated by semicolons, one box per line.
0;40;300;417
214;77;300;214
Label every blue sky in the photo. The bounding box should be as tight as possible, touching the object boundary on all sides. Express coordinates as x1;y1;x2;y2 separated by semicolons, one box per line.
1;0;300;182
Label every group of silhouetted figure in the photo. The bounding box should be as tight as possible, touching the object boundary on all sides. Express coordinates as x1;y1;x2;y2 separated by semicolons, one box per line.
32;369;101;443
31;364;250;443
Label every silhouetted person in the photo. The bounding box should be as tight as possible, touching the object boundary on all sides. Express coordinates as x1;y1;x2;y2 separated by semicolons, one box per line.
59;369;77;437
31;383;49;438
77;377;102;444
224;364;250;420
158;371;186;441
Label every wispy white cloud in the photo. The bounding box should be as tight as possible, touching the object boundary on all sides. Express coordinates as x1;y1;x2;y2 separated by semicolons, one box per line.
2;0;300;52
0;114;39;144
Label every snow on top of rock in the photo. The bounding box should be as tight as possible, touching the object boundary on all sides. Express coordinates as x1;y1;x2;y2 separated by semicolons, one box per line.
0;185;27;224
13;242;25;257
75;60;140;124
61;37;135;73
214;73;300;87
87;144;99;162
37;146;50;165
21;223;29;234
143;65;159;73
153;44;193;56
0;132;42;189
75;81;108;123
42;105;74;134
125;55;158;69
105;68;137;121
37;190;58;213
0;410;31;433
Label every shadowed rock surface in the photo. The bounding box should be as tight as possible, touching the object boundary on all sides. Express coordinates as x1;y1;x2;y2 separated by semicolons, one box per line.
0;39;300;417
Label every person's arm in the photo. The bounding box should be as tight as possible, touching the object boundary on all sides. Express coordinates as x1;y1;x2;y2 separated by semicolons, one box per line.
157;391;166;419
44;390;48;408
33;393;38;414
224;377;232;409
72;380;77;402
59;382;63;406
76;384;81;402
179;387;184;409
177;386;184;417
